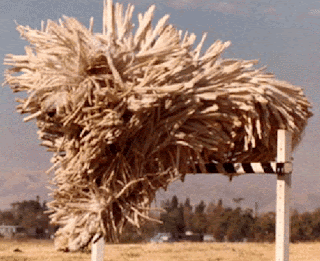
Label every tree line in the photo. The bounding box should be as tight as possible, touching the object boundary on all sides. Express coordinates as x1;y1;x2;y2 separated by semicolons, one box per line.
0;196;55;238
121;196;320;243
1;196;320;243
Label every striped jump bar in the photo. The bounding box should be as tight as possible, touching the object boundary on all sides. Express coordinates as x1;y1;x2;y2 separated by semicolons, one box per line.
196;162;293;175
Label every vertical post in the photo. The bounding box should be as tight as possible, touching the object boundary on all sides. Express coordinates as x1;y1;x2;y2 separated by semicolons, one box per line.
92;235;105;261
276;130;292;261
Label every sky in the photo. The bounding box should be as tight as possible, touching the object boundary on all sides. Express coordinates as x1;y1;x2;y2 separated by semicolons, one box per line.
0;0;319;213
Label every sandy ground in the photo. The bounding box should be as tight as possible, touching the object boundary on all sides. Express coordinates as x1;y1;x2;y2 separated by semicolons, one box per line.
0;239;319;261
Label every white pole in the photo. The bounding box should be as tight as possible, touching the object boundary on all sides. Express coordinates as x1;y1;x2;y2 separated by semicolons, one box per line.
275;130;292;261
92;235;105;261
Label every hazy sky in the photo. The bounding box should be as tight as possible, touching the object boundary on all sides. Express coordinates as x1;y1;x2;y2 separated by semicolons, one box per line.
0;0;319;212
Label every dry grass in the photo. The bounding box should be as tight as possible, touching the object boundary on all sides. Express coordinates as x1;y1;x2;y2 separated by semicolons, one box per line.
0;239;319;261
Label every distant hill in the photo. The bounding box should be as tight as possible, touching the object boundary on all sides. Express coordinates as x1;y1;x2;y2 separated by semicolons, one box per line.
155;174;320;214
0;169;52;210
1;168;319;214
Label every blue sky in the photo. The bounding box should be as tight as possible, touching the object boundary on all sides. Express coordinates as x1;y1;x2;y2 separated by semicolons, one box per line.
0;0;319;212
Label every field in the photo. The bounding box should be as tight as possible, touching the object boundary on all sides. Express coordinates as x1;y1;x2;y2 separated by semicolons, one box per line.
0;239;319;261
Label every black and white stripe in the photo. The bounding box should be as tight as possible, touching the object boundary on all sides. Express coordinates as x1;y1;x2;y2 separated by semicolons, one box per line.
195;162;292;175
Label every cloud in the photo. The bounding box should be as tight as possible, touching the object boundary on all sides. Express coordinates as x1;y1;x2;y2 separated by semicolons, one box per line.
207;2;244;15
115;0;249;15
263;6;281;18
167;0;205;9
168;0;250;16
296;9;320;21
308;9;320;16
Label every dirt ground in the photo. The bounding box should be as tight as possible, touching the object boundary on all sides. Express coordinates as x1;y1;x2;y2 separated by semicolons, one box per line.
0;239;319;261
